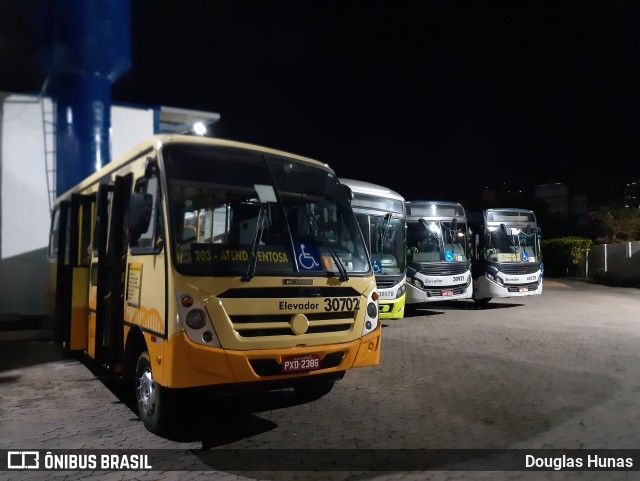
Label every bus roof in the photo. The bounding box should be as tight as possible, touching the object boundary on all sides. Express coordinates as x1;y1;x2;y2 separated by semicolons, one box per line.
338;178;405;202
406;200;466;219
484;208;537;224
54;134;332;204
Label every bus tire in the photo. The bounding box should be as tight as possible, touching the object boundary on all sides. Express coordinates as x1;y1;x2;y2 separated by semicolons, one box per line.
135;351;169;435
294;380;335;402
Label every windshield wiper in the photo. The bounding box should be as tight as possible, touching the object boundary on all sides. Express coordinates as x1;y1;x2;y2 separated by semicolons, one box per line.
379;212;392;252
241;203;267;282
305;209;349;281
500;223;517;247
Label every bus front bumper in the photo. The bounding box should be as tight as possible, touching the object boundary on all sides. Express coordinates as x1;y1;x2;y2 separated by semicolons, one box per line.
161;325;381;389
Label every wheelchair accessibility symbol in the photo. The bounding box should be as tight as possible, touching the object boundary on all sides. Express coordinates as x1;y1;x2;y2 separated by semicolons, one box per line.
372;259;382;274
294;243;323;271
521;251;529;262
445;250;454;262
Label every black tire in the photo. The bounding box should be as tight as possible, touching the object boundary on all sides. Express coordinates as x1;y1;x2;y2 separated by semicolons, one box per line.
135;351;170;435
473;297;492;306
294;380;335;402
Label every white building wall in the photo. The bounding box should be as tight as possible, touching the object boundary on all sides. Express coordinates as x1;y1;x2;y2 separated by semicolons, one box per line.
0;93;154;316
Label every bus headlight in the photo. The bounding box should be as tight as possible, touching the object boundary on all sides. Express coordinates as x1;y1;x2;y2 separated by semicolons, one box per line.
396;283;406;298
186;309;206;329
362;290;379;336
176;291;221;347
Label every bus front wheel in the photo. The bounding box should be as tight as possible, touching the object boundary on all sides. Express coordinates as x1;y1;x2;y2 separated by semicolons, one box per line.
135;351;169;434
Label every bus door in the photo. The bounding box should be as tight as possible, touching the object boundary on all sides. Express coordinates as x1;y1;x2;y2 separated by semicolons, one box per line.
54;194;95;351
89;174;132;368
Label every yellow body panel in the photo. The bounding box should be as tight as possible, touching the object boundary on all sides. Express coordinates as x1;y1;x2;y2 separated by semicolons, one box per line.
69;268;90;350
87;312;96;358
378;293;406;320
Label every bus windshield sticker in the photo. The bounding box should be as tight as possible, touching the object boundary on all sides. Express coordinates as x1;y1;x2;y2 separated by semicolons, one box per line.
293;243;323;271
189;244;292;271
126;263;143;308
497;253;519;262
445;250;455;262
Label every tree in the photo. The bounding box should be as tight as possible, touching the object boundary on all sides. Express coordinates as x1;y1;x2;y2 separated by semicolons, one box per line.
589;204;640;243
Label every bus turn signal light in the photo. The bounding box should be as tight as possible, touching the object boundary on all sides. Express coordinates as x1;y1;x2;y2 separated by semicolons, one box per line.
181;295;194;307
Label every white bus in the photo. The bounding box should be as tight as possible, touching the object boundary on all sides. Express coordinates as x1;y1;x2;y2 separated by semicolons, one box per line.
405;201;472;305
339;179;407;319
467;208;543;305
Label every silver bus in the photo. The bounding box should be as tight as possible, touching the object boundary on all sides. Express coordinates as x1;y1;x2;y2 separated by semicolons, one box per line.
340;178;407;319
405;201;472;305
467;208;543;305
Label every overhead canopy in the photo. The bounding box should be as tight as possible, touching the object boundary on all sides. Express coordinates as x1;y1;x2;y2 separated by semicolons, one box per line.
157;106;221;135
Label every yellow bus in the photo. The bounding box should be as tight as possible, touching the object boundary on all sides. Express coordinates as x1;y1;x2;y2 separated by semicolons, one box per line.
48;135;381;434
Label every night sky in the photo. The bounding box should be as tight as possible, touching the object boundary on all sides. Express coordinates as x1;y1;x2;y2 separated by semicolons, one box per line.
2;0;640;206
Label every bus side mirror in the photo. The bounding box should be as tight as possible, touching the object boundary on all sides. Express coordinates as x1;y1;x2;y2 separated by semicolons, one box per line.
129;192;153;238
341;184;354;202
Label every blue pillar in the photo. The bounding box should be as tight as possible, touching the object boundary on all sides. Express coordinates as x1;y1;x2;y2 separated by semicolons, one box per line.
55;72;112;195
40;0;131;196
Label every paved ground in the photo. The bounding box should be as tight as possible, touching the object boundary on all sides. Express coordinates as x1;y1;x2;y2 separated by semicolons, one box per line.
1;279;640;480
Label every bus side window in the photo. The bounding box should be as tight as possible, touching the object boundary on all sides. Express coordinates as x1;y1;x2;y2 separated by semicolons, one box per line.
130;175;162;253
49;208;60;259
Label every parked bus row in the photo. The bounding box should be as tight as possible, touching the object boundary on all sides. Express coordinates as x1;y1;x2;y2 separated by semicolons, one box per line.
340;179;544;318
47;134;543;436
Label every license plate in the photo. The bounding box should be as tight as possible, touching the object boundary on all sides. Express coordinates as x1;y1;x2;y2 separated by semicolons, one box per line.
519;287;528;292
442;290;454;296
282;354;321;373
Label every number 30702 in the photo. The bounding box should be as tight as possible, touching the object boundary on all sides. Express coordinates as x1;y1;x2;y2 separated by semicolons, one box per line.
324;297;360;311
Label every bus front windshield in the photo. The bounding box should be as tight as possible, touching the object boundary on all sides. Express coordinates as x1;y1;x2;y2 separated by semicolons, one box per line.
407;219;468;263
484;224;540;263
355;213;406;275
162;144;371;278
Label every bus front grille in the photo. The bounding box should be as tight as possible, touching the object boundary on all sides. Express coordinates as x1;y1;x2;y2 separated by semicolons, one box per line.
417;264;468;276
229;311;356;337
506;282;540;292
425;284;468;297
499;263;539;275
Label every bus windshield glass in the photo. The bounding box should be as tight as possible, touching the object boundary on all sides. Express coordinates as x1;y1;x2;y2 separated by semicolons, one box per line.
407;219;468;262
355;213;406;275
484;225;540;263
162;144;370;277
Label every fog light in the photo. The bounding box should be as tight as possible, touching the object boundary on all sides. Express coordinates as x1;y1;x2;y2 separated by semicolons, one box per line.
366;302;377;317
365;320;372;330
186;309;206;329
202;331;213;342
